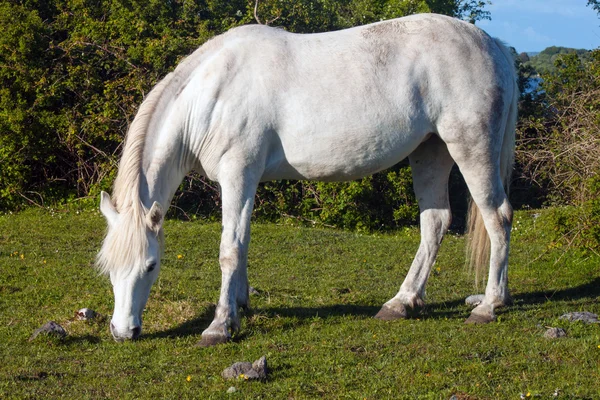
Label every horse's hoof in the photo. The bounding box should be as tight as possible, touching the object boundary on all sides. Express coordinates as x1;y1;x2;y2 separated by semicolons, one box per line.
465;313;495;324
197;334;230;347
374;304;408;320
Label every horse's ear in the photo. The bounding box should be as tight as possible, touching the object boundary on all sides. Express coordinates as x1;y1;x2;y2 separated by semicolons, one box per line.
146;201;164;232
100;191;119;226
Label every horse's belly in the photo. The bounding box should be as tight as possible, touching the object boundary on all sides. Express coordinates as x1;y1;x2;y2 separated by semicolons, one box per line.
263;129;425;182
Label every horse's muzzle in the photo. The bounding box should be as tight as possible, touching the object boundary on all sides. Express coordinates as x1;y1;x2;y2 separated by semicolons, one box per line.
110;322;141;341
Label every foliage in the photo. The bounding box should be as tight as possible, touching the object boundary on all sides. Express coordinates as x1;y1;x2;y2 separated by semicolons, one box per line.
1;209;600;398
516;49;600;250
543;177;600;254
525;46;593;74
0;0;491;229
588;0;600;15
517;50;600;206
250;0;489;31
0;0;221;209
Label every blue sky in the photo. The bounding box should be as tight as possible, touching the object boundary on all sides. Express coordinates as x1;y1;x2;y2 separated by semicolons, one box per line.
476;0;600;53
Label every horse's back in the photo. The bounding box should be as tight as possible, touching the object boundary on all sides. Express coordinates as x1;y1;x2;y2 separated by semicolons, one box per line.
174;14;514;181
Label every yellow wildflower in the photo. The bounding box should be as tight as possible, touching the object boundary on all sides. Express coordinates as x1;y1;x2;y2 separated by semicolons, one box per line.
177;254;183;259
186;375;191;382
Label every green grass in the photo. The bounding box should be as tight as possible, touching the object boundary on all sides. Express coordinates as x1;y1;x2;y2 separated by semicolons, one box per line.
1;209;599;399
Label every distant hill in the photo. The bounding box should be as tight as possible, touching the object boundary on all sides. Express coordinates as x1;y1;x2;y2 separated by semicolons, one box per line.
523;46;591;74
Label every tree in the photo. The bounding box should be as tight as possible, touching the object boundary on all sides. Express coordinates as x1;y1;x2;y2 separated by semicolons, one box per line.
588;0;600;15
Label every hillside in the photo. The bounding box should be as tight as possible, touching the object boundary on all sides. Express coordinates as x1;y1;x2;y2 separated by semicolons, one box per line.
524;46;592;74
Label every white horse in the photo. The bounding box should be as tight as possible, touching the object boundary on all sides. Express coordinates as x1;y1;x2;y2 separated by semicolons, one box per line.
97;13;517;345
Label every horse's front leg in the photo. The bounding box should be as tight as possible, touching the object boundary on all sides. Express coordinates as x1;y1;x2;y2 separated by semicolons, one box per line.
199;167;258;347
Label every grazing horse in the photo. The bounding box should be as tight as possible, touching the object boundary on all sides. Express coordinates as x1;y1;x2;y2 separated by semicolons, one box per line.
97;13;517;345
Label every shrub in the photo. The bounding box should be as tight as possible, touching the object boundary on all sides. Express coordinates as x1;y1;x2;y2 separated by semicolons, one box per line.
0;0;489;231
516;50;600;250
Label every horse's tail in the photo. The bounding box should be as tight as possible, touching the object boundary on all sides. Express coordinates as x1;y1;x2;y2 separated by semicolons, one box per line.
466;39;518;285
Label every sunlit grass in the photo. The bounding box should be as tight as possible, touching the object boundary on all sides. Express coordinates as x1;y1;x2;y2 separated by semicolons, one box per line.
1;208;599;398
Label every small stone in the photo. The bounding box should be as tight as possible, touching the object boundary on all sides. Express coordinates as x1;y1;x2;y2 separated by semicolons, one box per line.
243;369;260;380
249;286;260;296
29;321;67;341
76;308;96;321
222;362;253;380
226;386;236;394
559;311;599;324
544;327;567;338
222;356;268;381
252;356;268;379
465;294;485;307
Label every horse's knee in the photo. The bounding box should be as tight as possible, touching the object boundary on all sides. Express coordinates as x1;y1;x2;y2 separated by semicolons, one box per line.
500;198;513;228
439;208;452;235
219;244;241;267
421;208;451;243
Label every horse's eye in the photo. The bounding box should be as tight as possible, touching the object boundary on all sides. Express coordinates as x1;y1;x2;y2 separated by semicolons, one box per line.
146;262;156;273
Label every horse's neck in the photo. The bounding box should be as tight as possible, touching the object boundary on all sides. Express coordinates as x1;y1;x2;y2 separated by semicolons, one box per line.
142;118;193;210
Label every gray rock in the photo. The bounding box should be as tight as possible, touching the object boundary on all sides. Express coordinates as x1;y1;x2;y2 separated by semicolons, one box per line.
544;327;567;338
252;356;268;379
242;368;260;380
29;321;67;341
559;311;599;324
222;362;252;380
76;308;96;321
249;286;260;296
222;356;268;381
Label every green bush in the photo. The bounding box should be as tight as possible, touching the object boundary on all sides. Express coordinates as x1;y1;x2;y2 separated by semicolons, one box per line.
0;0;490;231
516;49;600;250
170;166;418;232
544;179;600;253
0;0;234;210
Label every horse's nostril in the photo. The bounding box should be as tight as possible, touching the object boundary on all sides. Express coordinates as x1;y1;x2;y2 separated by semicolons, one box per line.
131;326;141;339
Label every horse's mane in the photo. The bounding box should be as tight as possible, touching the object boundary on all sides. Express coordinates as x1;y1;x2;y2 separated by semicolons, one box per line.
95;74;174;275
112;74;175;214
112;33;228;214
96;35;226;275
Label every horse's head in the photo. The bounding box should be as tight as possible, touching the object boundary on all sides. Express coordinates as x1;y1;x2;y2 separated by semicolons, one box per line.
97;191;164;341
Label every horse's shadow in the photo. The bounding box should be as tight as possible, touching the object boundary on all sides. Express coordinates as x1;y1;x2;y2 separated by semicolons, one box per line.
145;277;600;340
512;276;600;306
144;305;217;340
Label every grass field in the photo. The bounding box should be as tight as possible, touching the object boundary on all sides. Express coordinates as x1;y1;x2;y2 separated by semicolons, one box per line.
1;208;599;399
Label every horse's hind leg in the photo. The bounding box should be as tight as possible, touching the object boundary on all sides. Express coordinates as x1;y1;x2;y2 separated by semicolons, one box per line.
199;162;259;347
445;141;513;324
376;135;454;320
